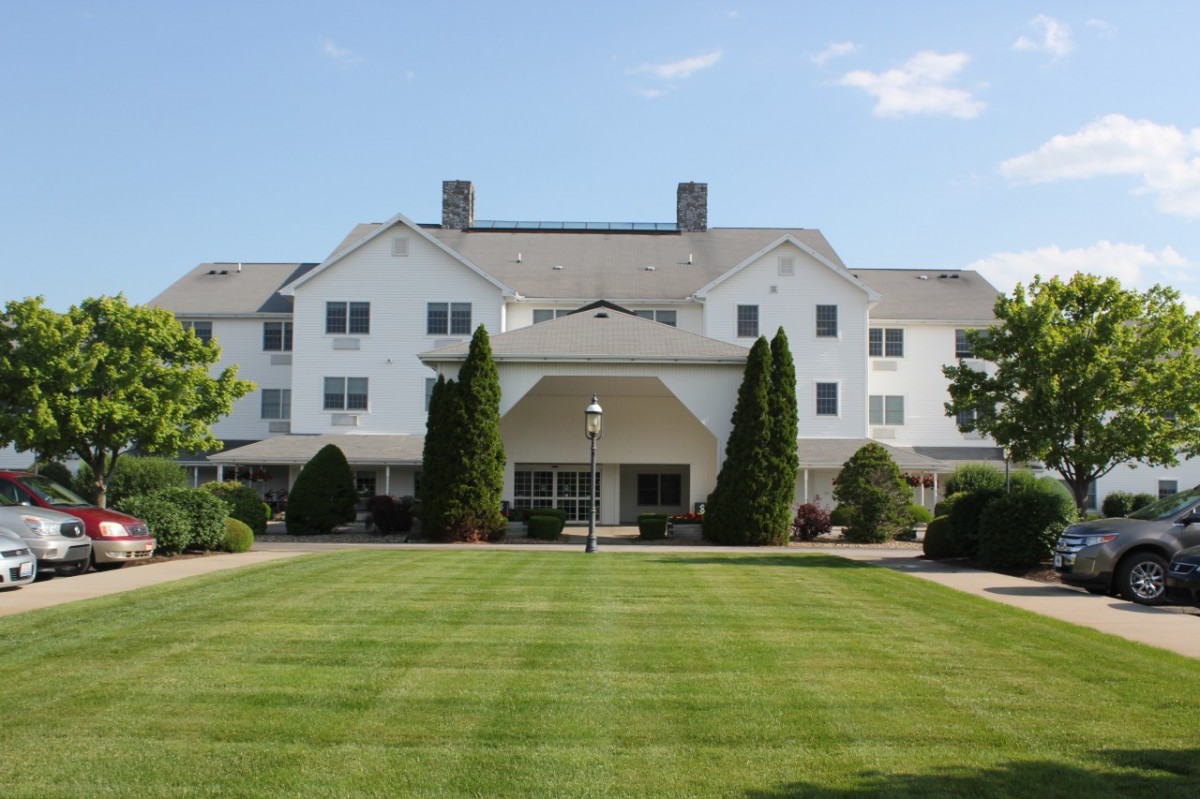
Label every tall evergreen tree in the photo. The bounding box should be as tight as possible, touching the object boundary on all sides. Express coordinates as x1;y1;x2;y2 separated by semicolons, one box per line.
421;327;506;541
455;325;507;540
768;327;799;545
704;336;776;545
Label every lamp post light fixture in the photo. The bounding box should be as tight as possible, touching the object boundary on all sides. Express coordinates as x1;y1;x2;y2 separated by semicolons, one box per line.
584;394;603;553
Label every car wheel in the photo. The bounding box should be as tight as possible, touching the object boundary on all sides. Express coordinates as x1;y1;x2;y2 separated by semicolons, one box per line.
1116;553;1169;606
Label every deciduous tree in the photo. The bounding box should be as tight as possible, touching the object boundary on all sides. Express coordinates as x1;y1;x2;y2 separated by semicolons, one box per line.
0;295;253;507
944;274;1200;513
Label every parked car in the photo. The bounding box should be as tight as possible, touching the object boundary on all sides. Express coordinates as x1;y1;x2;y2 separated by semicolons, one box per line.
0;527;36;588
0;494;91;577
0;471;154;571
1054;487;1200;605
1166;546;1200;607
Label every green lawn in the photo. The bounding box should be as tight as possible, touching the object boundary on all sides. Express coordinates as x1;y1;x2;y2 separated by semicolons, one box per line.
1;550;1197;798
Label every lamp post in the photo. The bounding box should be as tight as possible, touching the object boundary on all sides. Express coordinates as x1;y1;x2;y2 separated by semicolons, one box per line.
584;395;604;553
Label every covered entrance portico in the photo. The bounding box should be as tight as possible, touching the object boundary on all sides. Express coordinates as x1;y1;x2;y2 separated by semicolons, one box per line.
420;307;751;525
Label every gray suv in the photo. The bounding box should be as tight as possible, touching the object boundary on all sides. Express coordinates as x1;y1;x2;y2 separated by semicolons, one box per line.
1054;487;1200;605
0;493;91;577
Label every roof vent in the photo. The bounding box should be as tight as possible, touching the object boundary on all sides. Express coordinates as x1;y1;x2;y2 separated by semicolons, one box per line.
939;274;949;279
595;312;609;318
951;274;960;279
917;275;928;280
206;270;217;275
219;270;228;275
553;264;564;270
517;252;522;263
644;265;656;271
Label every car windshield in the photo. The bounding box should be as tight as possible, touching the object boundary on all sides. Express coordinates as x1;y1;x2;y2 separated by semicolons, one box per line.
1127;487;1200;521
17;474;90;507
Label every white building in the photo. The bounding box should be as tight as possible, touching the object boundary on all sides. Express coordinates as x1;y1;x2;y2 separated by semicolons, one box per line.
141;181;1199;521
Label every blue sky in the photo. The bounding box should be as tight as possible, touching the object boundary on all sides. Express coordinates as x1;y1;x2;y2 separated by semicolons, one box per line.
5;1;1200;311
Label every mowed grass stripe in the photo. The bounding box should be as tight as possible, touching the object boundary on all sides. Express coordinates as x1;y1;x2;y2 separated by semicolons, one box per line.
0;550;1197;798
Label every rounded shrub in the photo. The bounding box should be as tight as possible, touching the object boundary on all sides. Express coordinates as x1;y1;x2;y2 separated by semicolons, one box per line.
154;487;229;551
829;505;852;527
115;495;192;555
638;513;668;540
528;510;564;540
977;490;1076;571
791;502;832;541
1101;490;1157;518
220;517;254;553
922;515;958;559
286;444;357;535
942;463;1005;497
77;456;188;507
933;491;963;519
31;461;76;492
833;443;911;543
948;487;1003;560
202;481;268;535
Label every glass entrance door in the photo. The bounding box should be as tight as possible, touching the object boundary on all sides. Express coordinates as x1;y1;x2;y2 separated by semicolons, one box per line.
513;467;599;522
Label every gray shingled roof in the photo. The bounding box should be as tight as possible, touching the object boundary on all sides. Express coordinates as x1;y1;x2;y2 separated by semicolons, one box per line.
331;225;846;302
421;305;750;363
800;439;943;469
212;434;425;465
854;269;999;323
148;262;318;315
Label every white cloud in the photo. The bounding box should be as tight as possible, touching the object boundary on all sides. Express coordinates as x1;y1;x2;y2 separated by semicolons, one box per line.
810;41;859;66
633;87;665;99
836;51;984;119
322;39;363;68
1001;114;1200;217
1014;14;1075;57
632;49;723;80
1086;18;1116;38
968;242;1191;304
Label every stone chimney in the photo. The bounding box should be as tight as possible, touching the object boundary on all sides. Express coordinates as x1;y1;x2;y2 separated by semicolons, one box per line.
442;180;475;229
676;181;708;232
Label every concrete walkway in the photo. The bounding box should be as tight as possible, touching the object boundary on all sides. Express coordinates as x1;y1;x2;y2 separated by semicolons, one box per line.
3;536;1198;660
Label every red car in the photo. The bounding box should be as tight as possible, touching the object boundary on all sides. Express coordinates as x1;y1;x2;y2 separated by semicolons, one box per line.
0;471;155;571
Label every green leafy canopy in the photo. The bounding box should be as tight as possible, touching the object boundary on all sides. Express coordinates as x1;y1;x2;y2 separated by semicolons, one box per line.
0;295;254;506
943;273;1200;511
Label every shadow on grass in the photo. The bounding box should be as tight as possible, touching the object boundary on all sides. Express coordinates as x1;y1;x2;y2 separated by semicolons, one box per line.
655;554;876;570
746;749;1199;798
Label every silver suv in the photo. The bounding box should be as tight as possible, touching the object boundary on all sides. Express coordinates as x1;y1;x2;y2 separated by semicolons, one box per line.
0;493;91;577
1054;487;1200;605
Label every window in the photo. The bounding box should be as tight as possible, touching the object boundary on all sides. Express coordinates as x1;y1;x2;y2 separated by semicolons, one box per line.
956;408;977;430
816;383;838;416
633;310;677;327
261;389;291;420
1159;480;1179;499
816;305;838;337
324;377;369;411
263;321;293;351
736;305;759;338
637;473;682;506
533;309;571;324
326;302;370;335
182;320;213;344
427;302;472;335
955;329;974;358
425;377;436;411
869;395;905;426
869;328;904;357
